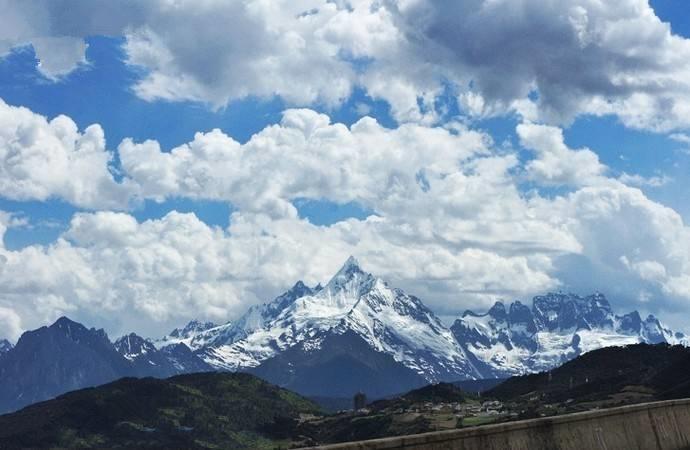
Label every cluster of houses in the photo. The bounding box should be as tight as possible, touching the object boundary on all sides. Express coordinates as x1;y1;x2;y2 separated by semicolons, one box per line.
383;399;505;418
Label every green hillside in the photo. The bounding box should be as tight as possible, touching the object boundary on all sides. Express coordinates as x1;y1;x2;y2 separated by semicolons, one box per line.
487;343;690;412
0;372;320;449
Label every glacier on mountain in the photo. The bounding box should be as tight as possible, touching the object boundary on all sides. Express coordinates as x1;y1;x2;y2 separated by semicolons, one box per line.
195;257;481;381
451;292;689;376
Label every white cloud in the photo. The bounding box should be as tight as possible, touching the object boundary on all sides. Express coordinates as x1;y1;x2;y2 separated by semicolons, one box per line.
3;1;690;129
546;183;690;317
0;208;566;338
0;99;134;209
32;37;89;80
0;306;22;342
118;109;491;218
0;104;688;337
122;1;357;108
394;0;690;131
670;133;690;145
517;122;606;186
618;172;671;188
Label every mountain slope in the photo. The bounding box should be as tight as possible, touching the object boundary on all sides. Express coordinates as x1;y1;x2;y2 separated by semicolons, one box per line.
0;318;213;414
160;343;214;373
0;372;320;450
155;320;218;350
0;317;135;414
487;343;690;406
249;329;427;399
200;257;483;383
451;293;689;377
204;280;318;349
0;339;12;354
113;333;213;378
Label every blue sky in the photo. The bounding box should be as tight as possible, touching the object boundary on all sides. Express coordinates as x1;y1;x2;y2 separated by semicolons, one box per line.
1;0;690;338
0;36;390;248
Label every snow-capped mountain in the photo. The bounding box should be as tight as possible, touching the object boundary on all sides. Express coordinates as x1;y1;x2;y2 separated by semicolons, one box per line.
176;280;319;352
1;259;687;413
451;292;689;377
155;320;218;349
115;333;158;361
115;332;212;376
152;260;689;391
197;257;482;382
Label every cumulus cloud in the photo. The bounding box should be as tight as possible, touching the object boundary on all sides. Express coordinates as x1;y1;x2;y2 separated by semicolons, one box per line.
3;1;690;129
395;0;690;130
0;306;22;342
517;122;606;186
0;103;689;336
0;99;134;209
118;109;491;218
31;37;89;80
547;183;690;318
0;208;566;337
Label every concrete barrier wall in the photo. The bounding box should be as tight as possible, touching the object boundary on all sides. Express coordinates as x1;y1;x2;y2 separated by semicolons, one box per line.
301;398;690;450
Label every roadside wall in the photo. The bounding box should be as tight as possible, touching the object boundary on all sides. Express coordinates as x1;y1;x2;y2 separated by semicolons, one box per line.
302;398;690;450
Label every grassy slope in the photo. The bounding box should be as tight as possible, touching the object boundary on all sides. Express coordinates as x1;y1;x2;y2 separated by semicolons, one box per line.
0;372;320;450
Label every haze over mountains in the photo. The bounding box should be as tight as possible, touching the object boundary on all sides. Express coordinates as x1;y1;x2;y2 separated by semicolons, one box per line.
0;257;686;413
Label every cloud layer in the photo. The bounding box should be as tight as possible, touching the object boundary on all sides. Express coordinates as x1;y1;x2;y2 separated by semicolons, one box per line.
3;1;690;129
0;102;689;337
1;0;689;338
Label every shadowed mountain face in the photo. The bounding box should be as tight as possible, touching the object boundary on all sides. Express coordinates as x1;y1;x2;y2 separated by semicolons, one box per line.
0;372;320;450
0;317;134;414
113;333;212;378
0;340;12;354
0;318;210;414
249;330;427;399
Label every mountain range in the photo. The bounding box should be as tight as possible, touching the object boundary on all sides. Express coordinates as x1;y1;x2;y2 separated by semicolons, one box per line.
0;256;686;413
451;292;688;377
0;318;211;413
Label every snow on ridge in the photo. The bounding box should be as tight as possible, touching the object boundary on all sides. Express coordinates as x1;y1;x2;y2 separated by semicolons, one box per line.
198;257;481;382
160;259;688;381
451;292;688;376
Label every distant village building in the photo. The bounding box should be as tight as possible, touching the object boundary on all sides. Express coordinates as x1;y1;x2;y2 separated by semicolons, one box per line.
354;392;367;410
